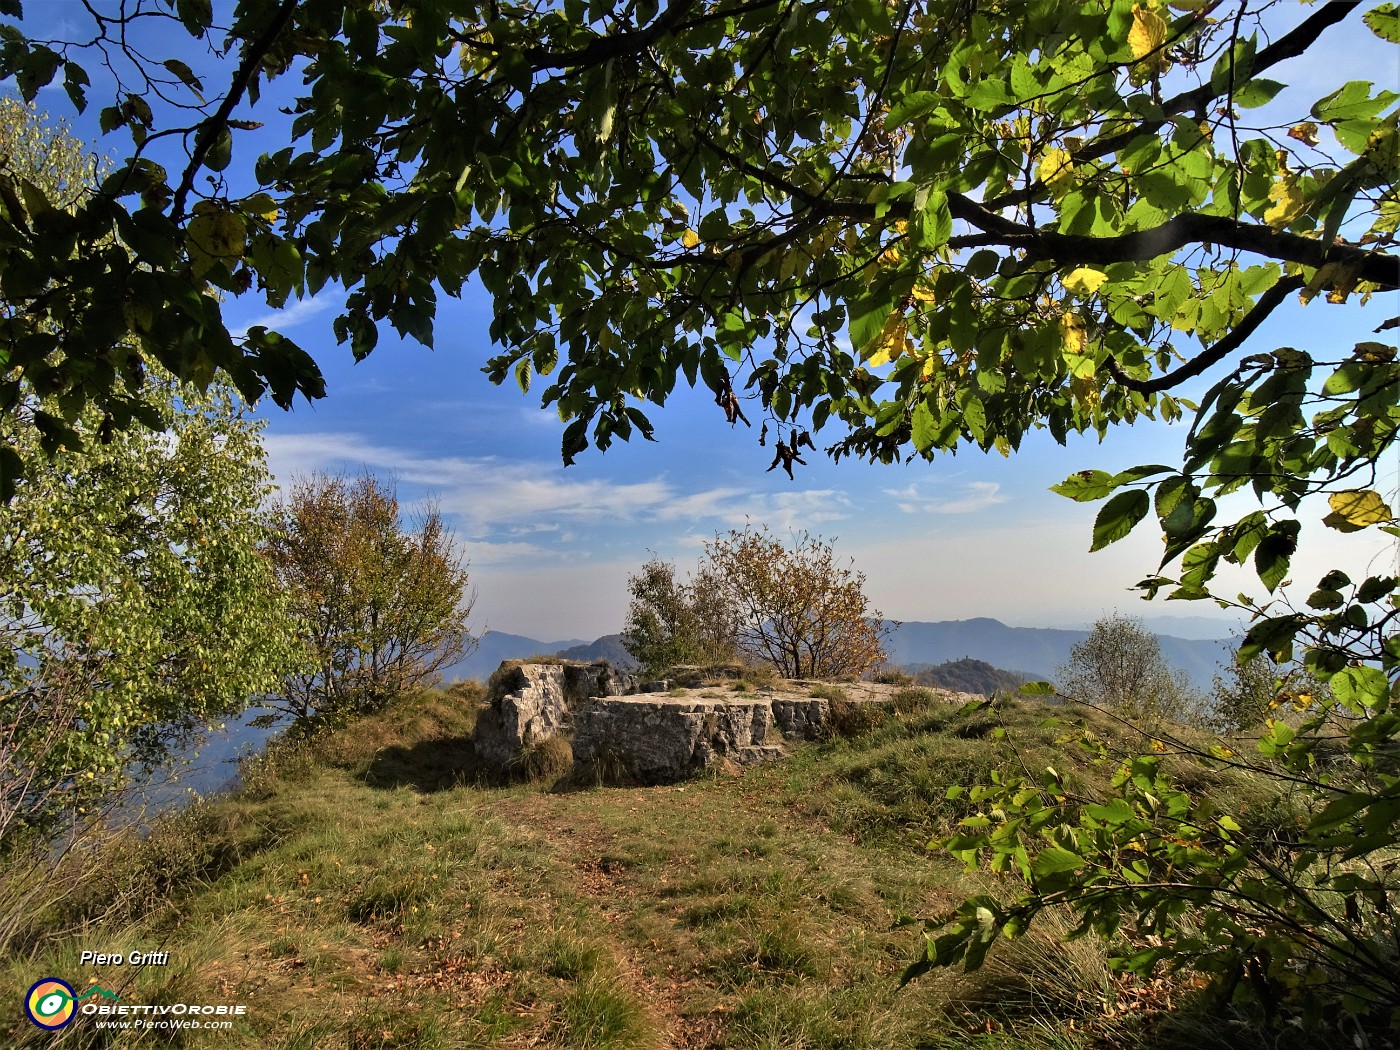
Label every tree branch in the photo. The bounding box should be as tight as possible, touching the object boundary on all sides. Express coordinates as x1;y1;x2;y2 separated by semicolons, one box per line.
944;194;1400;290
169;0;299;223
983;2;1360;212
1106;273;1306;393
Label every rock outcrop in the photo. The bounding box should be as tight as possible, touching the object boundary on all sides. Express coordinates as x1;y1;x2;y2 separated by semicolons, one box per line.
572;696;784;782
472;659;976;784
471;660;636;769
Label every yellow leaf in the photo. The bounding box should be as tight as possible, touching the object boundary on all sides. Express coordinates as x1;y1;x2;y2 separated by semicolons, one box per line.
1038;148;1074;193
1325;489;1394;531
681;228;700;249
186;210;246;277
1288;122;1320;148
911;282;937;304
1128;4;1167;59
863;310;909;366
122;300;153;334
1070;375;1100;409
1355;341;1397;363
1128;4;1170;81
243;192;280;222
1062;267;1108;295
1059;312;1087;355
1263;176;1303;228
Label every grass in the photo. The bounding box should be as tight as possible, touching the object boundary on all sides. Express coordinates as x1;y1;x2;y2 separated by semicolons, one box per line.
0;685;1354;1049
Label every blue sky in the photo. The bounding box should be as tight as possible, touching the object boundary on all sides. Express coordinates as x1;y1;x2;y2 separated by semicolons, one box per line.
16;1;1400;640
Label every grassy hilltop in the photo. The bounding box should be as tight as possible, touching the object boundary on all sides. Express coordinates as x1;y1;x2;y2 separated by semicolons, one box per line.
2;684;1312;1049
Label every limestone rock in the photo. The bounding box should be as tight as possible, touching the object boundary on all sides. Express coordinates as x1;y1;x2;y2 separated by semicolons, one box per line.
471;657;983;784
572;696;779;783
472;660;636;769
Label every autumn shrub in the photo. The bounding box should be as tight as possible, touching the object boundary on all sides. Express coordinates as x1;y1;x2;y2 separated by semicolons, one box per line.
705;527;892;680
266;472;478;723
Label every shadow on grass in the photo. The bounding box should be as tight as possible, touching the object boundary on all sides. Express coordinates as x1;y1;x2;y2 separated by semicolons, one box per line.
361;735;483;792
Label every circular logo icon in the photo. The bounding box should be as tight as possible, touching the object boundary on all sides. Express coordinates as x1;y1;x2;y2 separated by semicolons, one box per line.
25;978;76;1029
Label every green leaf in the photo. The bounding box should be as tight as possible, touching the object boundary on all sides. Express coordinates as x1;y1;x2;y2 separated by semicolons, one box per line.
1234;78;1285;109
1331;666;1390;711
1051;469;1115;501
0;444;21;503
162;58;204;94
1031;845;1085;878
1090;489;1150;551
1364;4;1400;43
1312;80;1400;123
911;400;936;453
1084;799;1135;825
1020;681;1057;695
915;185;952;248
1253;520;1300;592
175;0;213;37
1210;34;1256;96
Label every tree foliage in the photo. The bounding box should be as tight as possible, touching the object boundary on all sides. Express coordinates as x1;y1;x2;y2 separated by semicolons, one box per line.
1056;613;1198;724
0;98;298;850
703;526;890;680
621;555;736;677
0;3;1393;485
265;472;477;721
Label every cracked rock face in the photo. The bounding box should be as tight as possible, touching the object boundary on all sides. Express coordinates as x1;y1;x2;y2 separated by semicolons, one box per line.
571;696;783;783
471;661;637;769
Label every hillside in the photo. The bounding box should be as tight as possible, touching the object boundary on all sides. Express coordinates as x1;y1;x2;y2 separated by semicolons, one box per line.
0;685;1335;1050
899;658;1042;695
439;629;590;681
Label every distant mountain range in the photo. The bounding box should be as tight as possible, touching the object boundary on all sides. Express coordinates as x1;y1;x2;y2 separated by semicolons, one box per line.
443;618;1235;689
882;618;1231;688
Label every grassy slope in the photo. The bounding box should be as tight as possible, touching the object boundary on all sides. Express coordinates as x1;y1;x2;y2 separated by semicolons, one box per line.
2;687;1295;1050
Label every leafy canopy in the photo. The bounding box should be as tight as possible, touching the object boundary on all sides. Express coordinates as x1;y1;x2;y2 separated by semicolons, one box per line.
0;1;1393;484
0;96;299;849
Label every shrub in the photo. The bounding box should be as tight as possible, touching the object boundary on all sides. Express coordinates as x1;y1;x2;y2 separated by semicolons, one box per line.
266;472;478;722
1055;614;1199;724
823;699;889;740
872;668;915;686
510;736;575;786
705;527;892;680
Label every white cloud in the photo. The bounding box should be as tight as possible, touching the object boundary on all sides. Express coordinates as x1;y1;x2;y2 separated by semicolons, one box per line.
460;540;558;567
260;431;828;535
884;480;1009;515
230;296;335;343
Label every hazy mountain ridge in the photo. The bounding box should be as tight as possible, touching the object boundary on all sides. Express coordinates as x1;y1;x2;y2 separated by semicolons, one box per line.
443;618;1233;688
884;618;1231;690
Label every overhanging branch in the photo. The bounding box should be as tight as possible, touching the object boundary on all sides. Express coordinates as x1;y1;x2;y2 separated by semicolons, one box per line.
1105;273;1306;393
